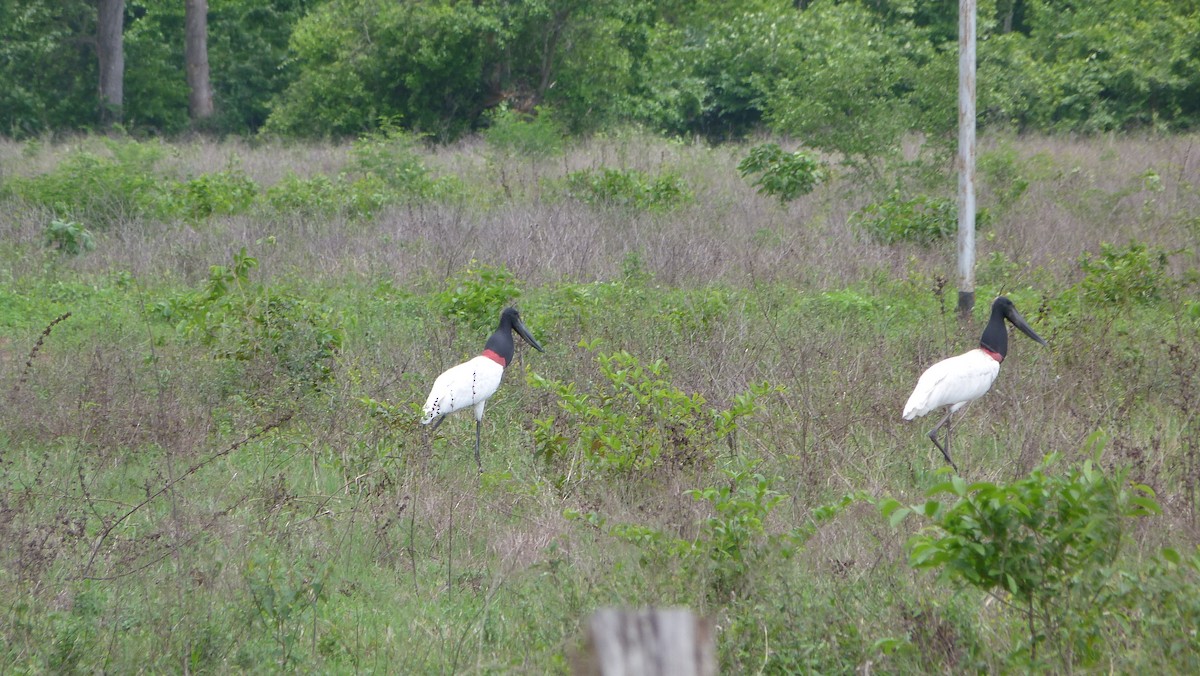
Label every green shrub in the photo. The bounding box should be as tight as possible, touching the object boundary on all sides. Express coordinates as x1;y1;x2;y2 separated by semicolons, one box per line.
1077;241;1175;307
157;169;260;221
977;145;1032;215
263;174;345;217
736;143;828;204
347;126;437;196
263;173;391;220
530;346;773;477
578;477;859;604
432;260;523;334
242;551;329;669
853;190;959;245
5;140;167;225
151;248;343;389
43;219;95;256
564;167;692;211
483;105;565;159
687;465;787;596
1104;546;1200;671
884;439;1160;669
761;2;951;169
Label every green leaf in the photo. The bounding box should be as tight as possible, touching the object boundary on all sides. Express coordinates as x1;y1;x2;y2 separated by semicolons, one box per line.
926;481;956;496
871;636;906;655
951;475;968;497
1128;495;1162;516
879;497;903;518
1161;547;1181;565
889;507;913;529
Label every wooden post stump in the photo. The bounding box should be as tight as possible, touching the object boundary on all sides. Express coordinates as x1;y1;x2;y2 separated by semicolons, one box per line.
577;607;715;676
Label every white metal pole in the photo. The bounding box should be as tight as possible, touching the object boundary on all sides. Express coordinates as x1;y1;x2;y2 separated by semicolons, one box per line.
957;0;977;317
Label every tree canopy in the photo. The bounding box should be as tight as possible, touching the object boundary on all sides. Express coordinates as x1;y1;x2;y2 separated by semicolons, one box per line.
0;0;1197;143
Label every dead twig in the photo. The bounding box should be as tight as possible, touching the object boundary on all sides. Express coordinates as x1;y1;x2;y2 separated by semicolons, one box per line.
10;312;72;399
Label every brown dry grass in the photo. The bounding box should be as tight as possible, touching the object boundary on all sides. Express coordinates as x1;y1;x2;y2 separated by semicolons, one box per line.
4;131;1195;291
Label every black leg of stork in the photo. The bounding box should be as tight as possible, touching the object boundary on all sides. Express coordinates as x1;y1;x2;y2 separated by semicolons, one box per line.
927;409;960;473
474;419;482;474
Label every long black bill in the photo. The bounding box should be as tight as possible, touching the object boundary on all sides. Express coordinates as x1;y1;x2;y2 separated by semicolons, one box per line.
514;319;545;352
1006;308;1048;346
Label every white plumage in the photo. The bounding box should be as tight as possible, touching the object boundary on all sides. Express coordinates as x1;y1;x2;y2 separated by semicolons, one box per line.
420;306;544;472
421;356;505;425
901;296;1048;472
902;349;1000;420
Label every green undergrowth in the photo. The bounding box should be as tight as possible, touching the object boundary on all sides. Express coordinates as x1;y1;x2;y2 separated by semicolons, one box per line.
2;136;1200;671
1;255;1197;672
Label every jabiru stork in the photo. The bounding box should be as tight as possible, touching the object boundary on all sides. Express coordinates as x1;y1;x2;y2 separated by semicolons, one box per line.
422;307;544;472
902;296;1047;472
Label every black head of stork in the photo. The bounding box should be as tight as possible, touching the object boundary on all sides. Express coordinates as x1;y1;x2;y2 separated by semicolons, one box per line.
484;307;545;366
979;296;1048;360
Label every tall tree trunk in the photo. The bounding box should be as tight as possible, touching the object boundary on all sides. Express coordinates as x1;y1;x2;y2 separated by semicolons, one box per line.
185;0;214;122
97;0;125;125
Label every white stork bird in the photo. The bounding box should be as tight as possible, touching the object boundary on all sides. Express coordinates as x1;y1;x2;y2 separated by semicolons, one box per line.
902;296;1047;472
422;307;544;472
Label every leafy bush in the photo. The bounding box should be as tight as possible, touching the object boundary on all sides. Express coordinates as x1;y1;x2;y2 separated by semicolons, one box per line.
1103;546;1200;671
263;174;340;217
242;551;329;669
687;465;787;596
4;140;167;225
1077;241;1175;307
43;219;95;256
432;261;523;334
579;477;859;603
977;145;1032;215
263;173;391;220
761;2;953;167
530;345;772;477
883;441;1160;668
151;248;343;389
979;0;1200;133
265;1;491;139
853;190;958;245
347;126;439;198
564;167;692;211
621;9;797;139
736;143;828;204
157;169;260;221
483;105;565;159
663;286;731;336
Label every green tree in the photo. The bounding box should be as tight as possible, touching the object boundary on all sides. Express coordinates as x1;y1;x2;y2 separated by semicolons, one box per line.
760;2;954;169
0;0;98;136
124;0;316;135
266;0;639;139
987;0;1200;131
265;0;489;138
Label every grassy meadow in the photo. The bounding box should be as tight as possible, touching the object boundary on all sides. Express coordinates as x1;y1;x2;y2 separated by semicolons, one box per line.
1;130;1199;672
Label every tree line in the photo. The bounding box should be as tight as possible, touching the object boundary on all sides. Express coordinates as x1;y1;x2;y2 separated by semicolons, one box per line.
1;0;1198;148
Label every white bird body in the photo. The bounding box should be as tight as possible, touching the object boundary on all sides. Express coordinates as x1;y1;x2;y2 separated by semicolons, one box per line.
903;349;1000;420
902;296;1048;472
422;355;505;424
420;307;544;472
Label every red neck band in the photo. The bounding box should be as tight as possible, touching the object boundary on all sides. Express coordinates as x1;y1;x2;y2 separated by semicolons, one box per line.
980;347;1003;363
482;349;507;367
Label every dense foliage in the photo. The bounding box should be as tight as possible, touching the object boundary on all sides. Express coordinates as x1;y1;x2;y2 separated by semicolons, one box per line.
1;0;1198;141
